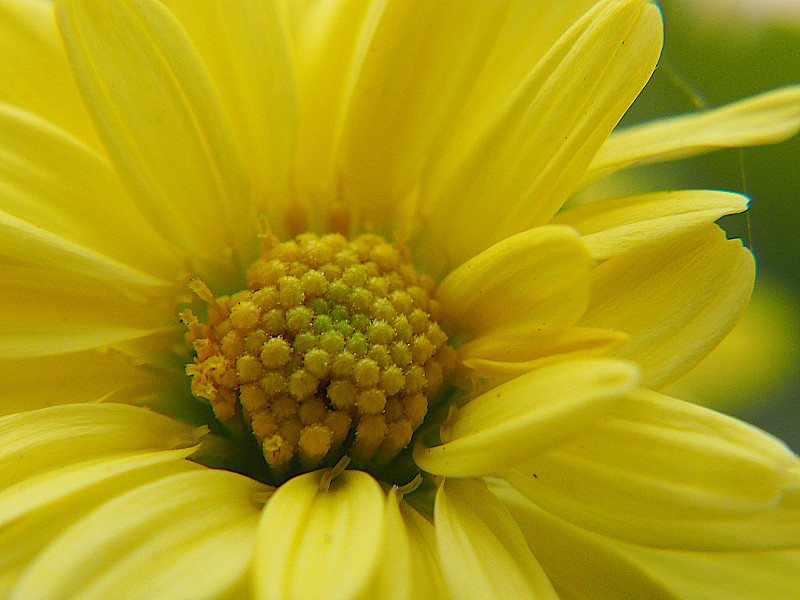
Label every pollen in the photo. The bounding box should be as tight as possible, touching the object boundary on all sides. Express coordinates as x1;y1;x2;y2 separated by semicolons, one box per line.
181;233;456;474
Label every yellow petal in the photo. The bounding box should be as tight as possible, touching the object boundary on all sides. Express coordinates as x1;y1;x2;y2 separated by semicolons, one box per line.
579;224;755;388
0;0;101;151
506;388;800;551
416;0;662;275
551;189;749;261
434;478;558;600
366;488;411;600
55;0;253;265
336;2;511;236
500;482;800;600
414;359;639;477
0;459;198;598
0;262;177;358
11;469;266;600
583;84;800;185
0;101;182;282
0;403;202;489
0;338;181;415
254;469;386;600
159;0;297;223
458;326;629;383
399;501;451;600
276;0;385;225
496;484;684;600
436;225;593;339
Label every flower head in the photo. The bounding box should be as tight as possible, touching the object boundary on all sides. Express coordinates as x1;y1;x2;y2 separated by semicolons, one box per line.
1;0;800;598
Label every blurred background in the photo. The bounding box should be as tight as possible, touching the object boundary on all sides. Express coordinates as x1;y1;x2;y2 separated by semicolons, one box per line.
621;0;800;450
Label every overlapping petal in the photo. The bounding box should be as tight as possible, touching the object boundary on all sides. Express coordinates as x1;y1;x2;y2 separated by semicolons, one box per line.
505;388;800;551
55;0;253;270
552;189;749;261
0;0;101;151
583;84;800;185
254;469;386;600
416;0;663;275
580;224;755;387
414;359;638;477
0;101;182;282
434;478;558;600
11;469;266;600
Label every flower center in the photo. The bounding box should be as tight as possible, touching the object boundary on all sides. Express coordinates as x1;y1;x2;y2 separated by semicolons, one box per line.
181;232;455;477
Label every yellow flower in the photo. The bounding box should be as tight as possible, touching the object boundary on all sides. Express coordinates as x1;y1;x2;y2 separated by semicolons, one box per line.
1;0;799;599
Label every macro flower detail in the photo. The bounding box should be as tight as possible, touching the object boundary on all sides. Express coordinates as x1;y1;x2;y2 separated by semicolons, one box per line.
1;0;800;599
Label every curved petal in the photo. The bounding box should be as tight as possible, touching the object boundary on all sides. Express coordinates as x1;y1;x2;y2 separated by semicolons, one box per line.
551;190;749;261
253;469;386;600
0;262;179;359
416;0;663;275
436;225;593;339
335;2;512;236
414;359;639;477
457;326;629;383
579;224;755;388
583;84;800;185
399;500;451;600
0;0;101;151
506;388;800;551
499;482;800;600
11;469;266;600
159;0;297;225
55;0;253;267
276;0;386;228
434;478;558;600
0;101;183;282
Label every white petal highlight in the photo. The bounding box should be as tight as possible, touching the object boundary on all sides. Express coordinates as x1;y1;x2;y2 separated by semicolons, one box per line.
434;478;558;600
414;359;639;477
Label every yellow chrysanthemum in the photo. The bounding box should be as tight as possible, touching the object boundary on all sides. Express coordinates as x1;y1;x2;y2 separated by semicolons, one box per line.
1;0;799;599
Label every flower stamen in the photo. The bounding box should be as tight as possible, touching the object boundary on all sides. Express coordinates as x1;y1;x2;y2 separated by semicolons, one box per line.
181;232;456;476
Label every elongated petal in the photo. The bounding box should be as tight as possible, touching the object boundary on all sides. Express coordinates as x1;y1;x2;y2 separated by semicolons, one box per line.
0;101;182;282
499;482;800;600
11;469;266;600
400;501;451;600
0;262;178;359
458;326;629;383
0;0;101;150
55;0;252;265
416;0;662;275
583;84;800;184
579;224;755;388
435;478;558;600
506;388;800;551
159;0;297;219
496;484;684;600
0;403;202;488
276;0;386;227
552;190;749;261
414;359;639;477
254;469;386;600
0;459;199;599
367;488;411;600
336;2;511;236
436;226;592;339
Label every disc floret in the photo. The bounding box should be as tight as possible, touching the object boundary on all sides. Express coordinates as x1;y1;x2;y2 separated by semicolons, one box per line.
182;233;455;475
